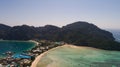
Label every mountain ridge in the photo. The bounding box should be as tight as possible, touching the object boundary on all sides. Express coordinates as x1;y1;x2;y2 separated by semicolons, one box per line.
0;21;120;51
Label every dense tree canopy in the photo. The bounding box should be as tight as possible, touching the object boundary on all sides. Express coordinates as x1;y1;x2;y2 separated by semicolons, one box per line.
0;21;120;50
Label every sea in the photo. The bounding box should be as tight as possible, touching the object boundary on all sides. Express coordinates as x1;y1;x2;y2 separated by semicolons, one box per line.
0;40;35;58
108;29;120;42
0;30;120;67
36;29;120;67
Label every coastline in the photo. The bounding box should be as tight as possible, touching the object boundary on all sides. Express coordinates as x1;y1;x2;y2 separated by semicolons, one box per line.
0;40;36;56
31;49;48;67
31;44;120;67
31;44;68;67
1;40;120;67
28;40;39;46
0;40;64;67
0;40;38;67
31;44;106;67
31;44;76;67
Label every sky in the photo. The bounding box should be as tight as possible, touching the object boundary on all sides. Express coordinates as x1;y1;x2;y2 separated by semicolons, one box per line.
0;0;120;29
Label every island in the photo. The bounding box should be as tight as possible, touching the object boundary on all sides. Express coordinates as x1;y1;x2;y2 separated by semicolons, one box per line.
0;21;120;50
0;21;120;67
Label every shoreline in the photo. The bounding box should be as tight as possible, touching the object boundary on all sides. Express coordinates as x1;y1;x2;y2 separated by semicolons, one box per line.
28;40;39;46
31;44;68;67
0;40;65;67
31;44;105;67
31;44;74;67
31;49;48;67
0;40;36;56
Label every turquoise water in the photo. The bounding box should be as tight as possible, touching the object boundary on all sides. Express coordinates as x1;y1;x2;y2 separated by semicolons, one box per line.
0;40;35;58
37;45;120;67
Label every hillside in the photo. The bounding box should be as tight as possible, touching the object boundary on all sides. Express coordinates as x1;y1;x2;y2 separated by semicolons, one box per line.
0;24;11;39
0;21;120;50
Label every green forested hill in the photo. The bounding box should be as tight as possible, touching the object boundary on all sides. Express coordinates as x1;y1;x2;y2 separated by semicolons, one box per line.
0;21;120;50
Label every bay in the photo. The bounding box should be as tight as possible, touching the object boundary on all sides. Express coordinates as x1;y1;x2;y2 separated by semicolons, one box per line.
36;45;120;67
0;40;35;58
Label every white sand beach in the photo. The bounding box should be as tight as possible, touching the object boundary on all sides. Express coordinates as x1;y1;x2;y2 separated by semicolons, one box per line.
31;44;68;67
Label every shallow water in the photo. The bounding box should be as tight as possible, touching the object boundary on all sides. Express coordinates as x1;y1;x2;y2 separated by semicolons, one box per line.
0;40;35;57
37;45;120;67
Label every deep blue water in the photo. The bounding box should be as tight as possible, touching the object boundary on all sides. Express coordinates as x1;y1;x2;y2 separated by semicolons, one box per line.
108;29;120;42
0;40;35;57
